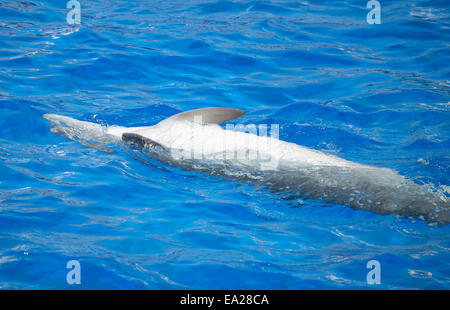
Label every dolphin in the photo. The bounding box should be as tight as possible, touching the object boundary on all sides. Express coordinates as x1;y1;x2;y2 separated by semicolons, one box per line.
43;107;449;224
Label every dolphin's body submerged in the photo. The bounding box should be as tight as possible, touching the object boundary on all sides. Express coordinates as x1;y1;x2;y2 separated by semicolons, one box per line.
43;107;449;224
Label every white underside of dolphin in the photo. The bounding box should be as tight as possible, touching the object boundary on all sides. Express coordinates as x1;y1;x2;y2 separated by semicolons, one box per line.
43;107;449;224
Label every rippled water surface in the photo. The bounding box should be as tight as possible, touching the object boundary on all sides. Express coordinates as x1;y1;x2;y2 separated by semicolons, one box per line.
0;0;449;289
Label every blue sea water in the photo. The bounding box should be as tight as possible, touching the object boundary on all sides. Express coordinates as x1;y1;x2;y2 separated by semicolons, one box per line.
0;0;449;289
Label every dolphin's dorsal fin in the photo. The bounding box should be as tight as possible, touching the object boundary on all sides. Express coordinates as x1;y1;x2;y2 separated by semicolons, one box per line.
158;107;245;125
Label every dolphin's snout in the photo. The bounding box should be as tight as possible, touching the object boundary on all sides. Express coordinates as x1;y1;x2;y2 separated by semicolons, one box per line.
43;113;58;122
